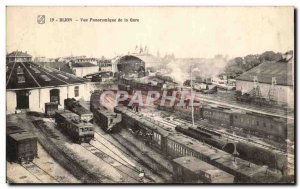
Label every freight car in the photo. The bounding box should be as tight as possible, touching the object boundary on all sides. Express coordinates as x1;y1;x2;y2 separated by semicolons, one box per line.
114;106;281;183
44;102;59;117
119;78;177;95
156;100;288;141
90;90;123;132
54;110;94;143
64;98;93;122
7;125;38;163
172;156;234;183
175;124;288;172
93;107;122;132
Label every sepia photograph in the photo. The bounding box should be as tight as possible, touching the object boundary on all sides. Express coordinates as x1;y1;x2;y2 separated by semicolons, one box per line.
5;6;295;184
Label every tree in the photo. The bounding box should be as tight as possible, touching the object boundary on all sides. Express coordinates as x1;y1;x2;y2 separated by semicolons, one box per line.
259;51;283;62
244;54;261;71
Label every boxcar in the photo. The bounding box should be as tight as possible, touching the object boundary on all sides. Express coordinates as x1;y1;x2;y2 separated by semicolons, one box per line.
115;107;282;183
93;108;122;132
232;111;287;140
7;126;38;163
172;156;234;183
45;102;59;117
201;105;233;126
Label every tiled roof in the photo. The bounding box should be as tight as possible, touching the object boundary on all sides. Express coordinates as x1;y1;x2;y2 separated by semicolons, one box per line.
6;62;87;90
7;51;32;57
236;61;293;86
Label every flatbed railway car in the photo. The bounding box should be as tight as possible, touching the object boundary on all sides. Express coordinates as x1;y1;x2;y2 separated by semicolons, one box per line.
172;156;234;183
54;110;94;143
114;106;281;183
64;98;93;122
6;125;38;163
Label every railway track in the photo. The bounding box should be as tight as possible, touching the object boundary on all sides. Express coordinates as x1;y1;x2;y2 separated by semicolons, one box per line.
93;131;164;182
21;161;59;183
94;131;135;160
111;132;173;182
158;111;288;154
81;141;150;183
31;119;113;183
93;134;136;167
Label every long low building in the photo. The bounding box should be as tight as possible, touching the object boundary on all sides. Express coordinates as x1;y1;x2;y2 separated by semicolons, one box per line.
235;54;294;108
6;51;91;114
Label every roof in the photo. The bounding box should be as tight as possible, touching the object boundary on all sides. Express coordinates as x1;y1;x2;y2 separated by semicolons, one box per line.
72;62;98;67
236;61;293;86
116;54;161;67
66;118;94;128
214;156;266;179
7;51;32;57
173;156;233;178
35;62;74;74
168;132;228;160
56;110;80;119
7;126;25;135
6;62;87;90
9;132;37;141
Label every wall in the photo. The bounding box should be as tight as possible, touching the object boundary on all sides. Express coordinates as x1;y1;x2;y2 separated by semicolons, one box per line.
236;80;294;108
6;91;17;114
73;66;98;77
100;66;112;72
6;83;90;114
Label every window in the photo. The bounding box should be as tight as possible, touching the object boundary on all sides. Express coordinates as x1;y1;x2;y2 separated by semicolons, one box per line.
40;75;51;81
74;86;79;97
257;121;259;126
17;66;24;74
17;75;25;83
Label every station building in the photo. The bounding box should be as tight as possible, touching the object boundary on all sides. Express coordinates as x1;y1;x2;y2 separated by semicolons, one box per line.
112;53;161;77
6;51;91;114
236;53;294;108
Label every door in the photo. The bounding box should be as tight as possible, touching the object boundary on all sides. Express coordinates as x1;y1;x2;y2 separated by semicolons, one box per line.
16;90;29;109
50;89;60;104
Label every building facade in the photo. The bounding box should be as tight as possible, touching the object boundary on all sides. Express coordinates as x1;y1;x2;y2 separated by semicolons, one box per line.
6;51;91;114
6;51;32;63
236;58;294;108
71;62;99;77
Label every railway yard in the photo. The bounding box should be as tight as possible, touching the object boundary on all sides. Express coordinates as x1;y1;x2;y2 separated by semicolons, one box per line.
6;79;295;184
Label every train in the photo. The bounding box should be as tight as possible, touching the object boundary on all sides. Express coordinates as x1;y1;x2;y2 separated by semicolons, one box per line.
93;108;122;132
54;110;94;143
157;98;289;142
7;124;38;164
89;90;123;132
114;106;282;183
175;125;288;174
118;77;177;96
64;98;93;122
172;156;234;183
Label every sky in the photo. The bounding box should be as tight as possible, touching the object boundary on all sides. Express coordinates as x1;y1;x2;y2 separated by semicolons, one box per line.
6;7;294;59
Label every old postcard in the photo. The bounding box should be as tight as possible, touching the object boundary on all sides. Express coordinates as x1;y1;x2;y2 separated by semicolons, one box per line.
6;6;295;184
